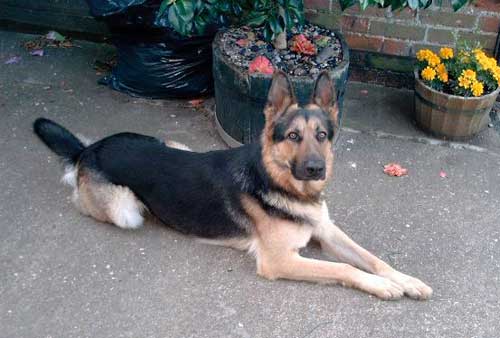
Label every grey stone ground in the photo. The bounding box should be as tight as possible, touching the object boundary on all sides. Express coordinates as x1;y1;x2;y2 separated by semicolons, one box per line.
1;31;500;338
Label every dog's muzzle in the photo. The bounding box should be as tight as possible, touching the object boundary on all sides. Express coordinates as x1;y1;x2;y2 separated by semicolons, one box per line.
293;159;326;181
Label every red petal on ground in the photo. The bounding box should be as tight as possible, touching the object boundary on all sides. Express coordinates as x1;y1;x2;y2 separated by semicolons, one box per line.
188;99;204;107
383;163;408;177
248;56;274;75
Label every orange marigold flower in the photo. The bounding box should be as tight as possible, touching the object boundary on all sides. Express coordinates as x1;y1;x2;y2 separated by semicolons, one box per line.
458;69;477;89
439;47;453;59
421;66;436;81
471;81;484;97
438;72;448;83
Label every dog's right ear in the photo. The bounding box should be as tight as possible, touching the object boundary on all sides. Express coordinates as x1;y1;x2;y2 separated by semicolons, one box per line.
265;70;295;121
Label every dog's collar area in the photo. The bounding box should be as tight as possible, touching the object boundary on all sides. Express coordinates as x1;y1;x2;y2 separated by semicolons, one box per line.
255;191;318;227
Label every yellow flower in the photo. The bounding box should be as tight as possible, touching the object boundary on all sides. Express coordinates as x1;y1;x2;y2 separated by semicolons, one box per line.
435;63;446;74
421;66;436;81
427;54;441;67
458;69;477;89
471;81;484;97
463;69;477;80
438;71;448;83
416;49;441;67
416;49;430;62
439;47;454;59
492;66;500;86
473;48;484;56
435;63;448;83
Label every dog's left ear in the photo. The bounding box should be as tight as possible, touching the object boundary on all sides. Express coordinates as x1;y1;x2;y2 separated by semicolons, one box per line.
312;71;339;127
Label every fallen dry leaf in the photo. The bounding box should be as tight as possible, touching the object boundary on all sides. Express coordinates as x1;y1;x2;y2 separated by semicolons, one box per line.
94;58;117;73
24;32;73;52
383;163;408;177
248;56;274;75
188;99;204;108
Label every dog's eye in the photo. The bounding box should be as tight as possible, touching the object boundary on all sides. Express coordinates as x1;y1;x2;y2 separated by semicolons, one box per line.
317;131;327;141
288;132;299;141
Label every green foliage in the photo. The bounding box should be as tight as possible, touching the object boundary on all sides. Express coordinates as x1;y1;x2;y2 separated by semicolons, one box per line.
156;0;303;39
158;0;473;38
245;0;304;42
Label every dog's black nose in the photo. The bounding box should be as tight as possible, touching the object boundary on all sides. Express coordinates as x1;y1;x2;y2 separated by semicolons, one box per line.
304;160;325;178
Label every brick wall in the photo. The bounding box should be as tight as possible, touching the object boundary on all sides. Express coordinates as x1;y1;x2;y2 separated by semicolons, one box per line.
305;0;500;87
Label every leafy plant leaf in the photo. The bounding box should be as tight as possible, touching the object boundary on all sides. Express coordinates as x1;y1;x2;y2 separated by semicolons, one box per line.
360;0;370;11
339;0;356;11
408;0;419;9
245;12;267;26
451;0;468;11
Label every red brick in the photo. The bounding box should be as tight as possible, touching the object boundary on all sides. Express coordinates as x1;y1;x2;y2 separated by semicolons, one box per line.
390;8;417;21
419;10;476;28
344;33;384;52
473;0;500;12
479;16;500;33
359;6;387;18
427;28;455;44
343;4;386;17
303;0;330;10
369;21;426;41
457;31;497;49
382;39;411;56
340;15;369;33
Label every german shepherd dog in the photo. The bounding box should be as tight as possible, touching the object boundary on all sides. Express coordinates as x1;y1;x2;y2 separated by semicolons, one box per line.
34;71;432;300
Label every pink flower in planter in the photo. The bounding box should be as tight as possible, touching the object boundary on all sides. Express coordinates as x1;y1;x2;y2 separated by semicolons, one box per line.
290;34;316;56
248;56;274;75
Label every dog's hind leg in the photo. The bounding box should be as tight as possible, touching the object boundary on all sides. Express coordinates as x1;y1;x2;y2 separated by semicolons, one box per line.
313;202;433;300
75;170;145;229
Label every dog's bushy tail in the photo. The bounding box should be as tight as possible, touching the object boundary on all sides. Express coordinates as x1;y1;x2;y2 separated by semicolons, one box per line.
33;118;85;164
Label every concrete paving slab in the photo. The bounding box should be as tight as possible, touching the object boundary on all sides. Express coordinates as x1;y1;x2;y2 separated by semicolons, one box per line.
1;30;500;338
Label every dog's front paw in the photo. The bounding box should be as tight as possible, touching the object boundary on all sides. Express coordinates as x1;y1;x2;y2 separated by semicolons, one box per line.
384;271;433;300
359;274;404;301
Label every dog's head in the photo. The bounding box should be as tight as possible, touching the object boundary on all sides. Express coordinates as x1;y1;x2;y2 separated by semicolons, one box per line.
261;70;339;200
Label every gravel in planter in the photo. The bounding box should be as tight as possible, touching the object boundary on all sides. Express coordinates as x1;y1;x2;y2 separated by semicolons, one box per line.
220;24;343;76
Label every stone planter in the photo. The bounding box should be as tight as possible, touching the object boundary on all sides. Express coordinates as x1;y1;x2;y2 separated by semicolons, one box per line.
414;69;500;140
212;30;350;146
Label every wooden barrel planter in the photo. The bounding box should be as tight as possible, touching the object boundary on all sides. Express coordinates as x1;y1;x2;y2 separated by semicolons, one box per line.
212;31;350;146
414;70;500;140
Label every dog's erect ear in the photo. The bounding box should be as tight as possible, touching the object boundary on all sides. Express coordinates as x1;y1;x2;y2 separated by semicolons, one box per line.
312;71;339;127
265;70;295;120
